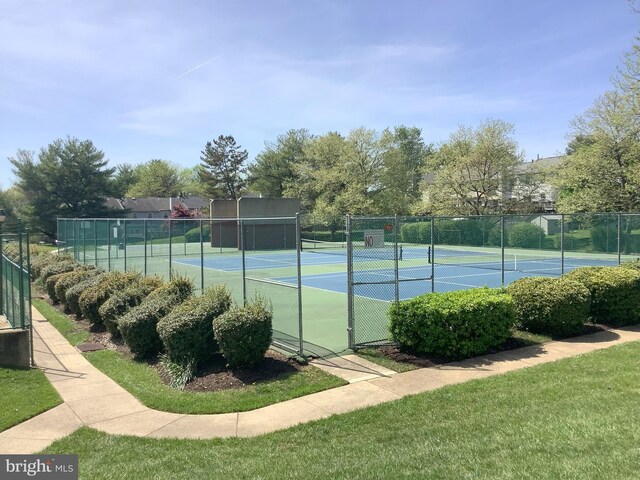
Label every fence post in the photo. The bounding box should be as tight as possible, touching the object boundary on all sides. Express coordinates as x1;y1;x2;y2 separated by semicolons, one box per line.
26;227;33;366
346;215;354;349
500;216;505;286
0;221;3;314
240;219;247;305
200;219;204;292
123;219;127;272
168;219;173;280
560;214;565;275
93;219;98;267
107;220;112;272
296;213;304;356
143;219;148;276
82;219;86;264
17;222;25;330
393;214;400;304
430;217;435;293
617;213;622;265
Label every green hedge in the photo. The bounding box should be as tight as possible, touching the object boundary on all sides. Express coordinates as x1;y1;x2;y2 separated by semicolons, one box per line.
389;287;515;359
40;260;77;283
564;266;640;326
54;267;101;308
158;285;232;365
119;277;194;359
506;223;545;248
507;277;590;338
31;254;73;279
433;219;501;247
65;273;110;316
45;271;71;304
99;277;164;338
184;226;210;243
78;271;142;326
400;222;431;245
213;297;273;368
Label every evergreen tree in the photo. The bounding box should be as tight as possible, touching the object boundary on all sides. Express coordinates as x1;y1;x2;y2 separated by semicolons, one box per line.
10;137;118;237
198;135;248;199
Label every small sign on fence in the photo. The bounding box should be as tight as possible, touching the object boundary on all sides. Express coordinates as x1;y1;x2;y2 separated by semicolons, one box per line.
363;229;385;248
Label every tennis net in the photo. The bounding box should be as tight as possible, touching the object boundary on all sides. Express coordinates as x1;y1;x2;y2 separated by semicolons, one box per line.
434;248;619;275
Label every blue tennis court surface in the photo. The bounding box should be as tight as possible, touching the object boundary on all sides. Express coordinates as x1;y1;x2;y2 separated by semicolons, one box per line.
273;265;562;301
174;249;621;301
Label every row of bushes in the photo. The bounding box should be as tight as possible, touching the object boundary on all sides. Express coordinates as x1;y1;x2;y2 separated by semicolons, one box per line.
399;220;548;249
32;252;273;371
389;261;640;359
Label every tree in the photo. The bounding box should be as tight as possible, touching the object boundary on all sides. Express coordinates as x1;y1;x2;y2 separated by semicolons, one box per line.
9;137;118;236
199;135;248;199
111;163;139;198
284;128;385;230
378;126;432;214
420;119;524;215
178;166;209;197
248;129;312;197
127;159;182;198
555;90;640;212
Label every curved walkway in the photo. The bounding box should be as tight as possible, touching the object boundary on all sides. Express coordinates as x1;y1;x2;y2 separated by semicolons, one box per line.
1;307;639;454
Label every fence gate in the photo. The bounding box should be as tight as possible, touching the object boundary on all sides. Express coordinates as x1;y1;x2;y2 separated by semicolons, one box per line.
346;216;434;349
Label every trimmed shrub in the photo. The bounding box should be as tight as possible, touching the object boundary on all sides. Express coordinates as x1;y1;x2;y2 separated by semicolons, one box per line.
78;271;142;325
54;267;101;307
507;277;590;338
99;276;164;338
40;260;77;283
45;265;97;304
619;259;640;272
506;223;545;248
213;297;272;368
184;226;210;243
564;266;640;326
389;287;516;359
31;254;72;279
158;285;232;365
65;272;110;316
119;276;193;359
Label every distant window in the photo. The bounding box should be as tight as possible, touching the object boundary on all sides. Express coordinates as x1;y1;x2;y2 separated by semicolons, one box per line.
131;213;138;219
147;213;153;218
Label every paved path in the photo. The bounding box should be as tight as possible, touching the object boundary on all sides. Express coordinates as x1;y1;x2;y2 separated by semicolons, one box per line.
1;306;639;454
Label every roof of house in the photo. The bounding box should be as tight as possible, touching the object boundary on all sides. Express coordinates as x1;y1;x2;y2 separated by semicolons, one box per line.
517;155;564;172
105;196;209;212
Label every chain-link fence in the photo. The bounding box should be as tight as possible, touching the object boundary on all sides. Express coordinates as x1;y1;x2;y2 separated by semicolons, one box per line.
58;216;304;354
58;213;640;354
347;216;434;347
346;213;639;348
1;224;32;332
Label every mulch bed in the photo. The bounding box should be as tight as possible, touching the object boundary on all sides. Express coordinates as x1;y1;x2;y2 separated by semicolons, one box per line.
364;323;609;369
37;291;303;393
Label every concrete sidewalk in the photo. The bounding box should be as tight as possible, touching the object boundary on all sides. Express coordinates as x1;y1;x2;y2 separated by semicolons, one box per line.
1;306;639;454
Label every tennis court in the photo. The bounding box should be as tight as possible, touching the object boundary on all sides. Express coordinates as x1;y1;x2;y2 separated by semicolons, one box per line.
58;213;639;355
174;245;621;302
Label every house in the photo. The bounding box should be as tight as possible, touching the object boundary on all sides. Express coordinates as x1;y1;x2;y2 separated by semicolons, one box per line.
421;155;564;214
105;196;209;219
508;155;564;213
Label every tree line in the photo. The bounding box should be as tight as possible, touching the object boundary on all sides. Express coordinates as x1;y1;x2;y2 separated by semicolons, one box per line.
2;28;638;238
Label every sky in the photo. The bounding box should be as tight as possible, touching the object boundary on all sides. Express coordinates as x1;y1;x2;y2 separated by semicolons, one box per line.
0;0;638;186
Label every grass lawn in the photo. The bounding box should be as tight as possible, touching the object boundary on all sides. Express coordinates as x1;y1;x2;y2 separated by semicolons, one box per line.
358;330;553;373
34;299;346;414
85;349;346;414
0;367;61;432
43;341;640;479
355;348;419;373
